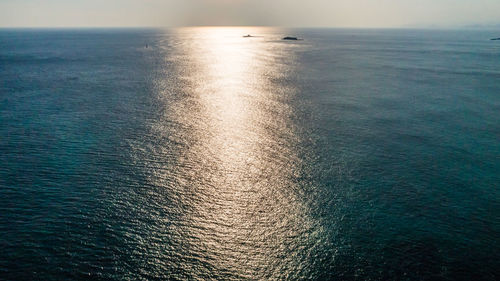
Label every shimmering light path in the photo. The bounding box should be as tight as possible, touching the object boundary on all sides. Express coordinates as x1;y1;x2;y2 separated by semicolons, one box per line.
140;27;325;279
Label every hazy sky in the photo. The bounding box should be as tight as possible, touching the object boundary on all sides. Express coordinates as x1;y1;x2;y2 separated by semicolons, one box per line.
1;0;500;28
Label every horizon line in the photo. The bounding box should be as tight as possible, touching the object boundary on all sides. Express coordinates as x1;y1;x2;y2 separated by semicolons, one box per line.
1;24;499;30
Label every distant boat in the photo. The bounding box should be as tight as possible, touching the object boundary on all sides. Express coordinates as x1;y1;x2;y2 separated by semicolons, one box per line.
282;36;300;41
491;38;500;40
243;34;253;38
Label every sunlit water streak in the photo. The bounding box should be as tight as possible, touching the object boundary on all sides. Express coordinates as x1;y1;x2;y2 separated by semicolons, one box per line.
138;27;326;279
0;27;499;280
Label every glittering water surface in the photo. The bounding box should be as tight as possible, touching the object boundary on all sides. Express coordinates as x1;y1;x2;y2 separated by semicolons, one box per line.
0;27;499;280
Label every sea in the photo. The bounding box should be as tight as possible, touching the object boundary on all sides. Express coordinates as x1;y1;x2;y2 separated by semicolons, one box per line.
0;27;499;280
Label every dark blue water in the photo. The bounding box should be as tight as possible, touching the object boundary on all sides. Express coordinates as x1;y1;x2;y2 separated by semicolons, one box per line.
1;28;499;280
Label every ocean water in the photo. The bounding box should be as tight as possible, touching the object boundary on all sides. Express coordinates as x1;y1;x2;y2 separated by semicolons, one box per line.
0;27;499;280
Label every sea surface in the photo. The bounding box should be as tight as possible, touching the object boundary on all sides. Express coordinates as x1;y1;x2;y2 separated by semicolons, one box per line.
0;27;499;280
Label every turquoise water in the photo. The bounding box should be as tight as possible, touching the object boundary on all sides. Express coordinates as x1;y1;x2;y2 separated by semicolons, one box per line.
0;28;499;280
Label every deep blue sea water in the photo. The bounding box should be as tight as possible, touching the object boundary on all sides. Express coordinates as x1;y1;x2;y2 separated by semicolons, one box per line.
0;27;499;280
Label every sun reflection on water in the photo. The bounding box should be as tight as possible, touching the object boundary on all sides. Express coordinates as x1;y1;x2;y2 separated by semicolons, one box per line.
148;27;323;279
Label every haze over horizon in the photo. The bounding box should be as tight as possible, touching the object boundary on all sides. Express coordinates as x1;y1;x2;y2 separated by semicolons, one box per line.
1;0;500;28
